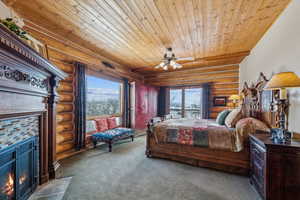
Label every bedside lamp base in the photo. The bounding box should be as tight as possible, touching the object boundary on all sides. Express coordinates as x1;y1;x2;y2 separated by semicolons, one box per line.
271;128;291;144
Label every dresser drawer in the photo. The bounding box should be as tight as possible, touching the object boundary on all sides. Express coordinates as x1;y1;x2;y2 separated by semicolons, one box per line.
250;140;266;198
250;142;266;163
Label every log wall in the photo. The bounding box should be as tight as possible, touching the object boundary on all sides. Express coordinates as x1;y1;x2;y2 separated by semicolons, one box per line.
144;64;239;119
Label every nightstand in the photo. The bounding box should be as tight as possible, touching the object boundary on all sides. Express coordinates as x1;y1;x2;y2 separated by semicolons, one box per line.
249;132;300;200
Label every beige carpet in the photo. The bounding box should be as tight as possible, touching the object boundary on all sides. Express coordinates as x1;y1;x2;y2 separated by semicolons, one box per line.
60;136;260;200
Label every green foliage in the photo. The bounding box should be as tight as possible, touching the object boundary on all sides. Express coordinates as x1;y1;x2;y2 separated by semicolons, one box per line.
0;18;29;40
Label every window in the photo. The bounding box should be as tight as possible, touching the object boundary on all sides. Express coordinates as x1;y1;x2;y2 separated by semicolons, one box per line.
86;75;122;118
170;89;182;119
169;87;202;119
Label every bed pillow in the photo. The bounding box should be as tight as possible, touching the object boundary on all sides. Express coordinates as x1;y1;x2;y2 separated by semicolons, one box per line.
236;118;270;135
107;117;118;129
95;118;109;132
216;109;231;125
225;107;242;128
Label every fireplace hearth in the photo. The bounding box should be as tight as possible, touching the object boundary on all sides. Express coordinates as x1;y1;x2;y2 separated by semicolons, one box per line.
0;117;39;200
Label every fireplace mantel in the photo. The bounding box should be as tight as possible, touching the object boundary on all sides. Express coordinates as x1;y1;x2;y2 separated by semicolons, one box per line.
0;25;67;184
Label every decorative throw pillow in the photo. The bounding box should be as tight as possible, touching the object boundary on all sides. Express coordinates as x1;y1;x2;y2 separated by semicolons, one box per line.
95;118;109;132
216;109;231;125
115;117;122;126
107;117;118;129
225;107;242;128
86;120;98;135
236;118;270;133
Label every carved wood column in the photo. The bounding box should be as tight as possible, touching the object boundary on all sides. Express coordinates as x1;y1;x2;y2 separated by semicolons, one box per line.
40;111;49;184
48;76;60;179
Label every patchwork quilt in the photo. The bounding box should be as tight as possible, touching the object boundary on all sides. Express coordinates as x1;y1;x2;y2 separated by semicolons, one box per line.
153;118;247;152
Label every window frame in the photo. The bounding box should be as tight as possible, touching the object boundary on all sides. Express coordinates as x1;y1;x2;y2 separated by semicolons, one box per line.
85;74;124;120
169;86;202;118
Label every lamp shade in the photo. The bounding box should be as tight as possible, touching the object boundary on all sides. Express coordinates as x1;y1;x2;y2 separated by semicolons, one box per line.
264;72;300;90
229;94;240;101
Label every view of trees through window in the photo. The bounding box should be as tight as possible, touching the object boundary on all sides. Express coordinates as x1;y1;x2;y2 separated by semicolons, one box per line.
170;88;202;119
86;75;122;117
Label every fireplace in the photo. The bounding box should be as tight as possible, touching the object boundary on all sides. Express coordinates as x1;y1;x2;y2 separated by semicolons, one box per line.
0;23;66;199
0;116;39;200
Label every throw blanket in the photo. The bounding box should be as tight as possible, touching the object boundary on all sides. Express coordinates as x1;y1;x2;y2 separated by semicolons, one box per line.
153;119;246;152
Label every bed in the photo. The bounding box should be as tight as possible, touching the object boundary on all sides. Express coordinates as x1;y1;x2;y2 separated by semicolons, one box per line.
146;73;278;175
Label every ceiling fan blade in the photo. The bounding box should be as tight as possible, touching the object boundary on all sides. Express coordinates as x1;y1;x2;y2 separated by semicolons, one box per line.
155;62;166;69
173;63;182;69
176;57;194;61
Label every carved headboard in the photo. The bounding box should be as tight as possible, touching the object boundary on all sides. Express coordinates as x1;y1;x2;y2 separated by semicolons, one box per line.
241;72;279;128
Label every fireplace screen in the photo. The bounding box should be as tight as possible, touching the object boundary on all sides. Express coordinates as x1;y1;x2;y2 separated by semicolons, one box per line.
0;116;39;200
0;136;38;200
0;157;15;200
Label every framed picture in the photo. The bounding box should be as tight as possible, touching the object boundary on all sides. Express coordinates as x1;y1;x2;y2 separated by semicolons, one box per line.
213;96;227;106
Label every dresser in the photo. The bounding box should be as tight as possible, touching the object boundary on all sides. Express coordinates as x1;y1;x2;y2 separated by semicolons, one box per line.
249;133;300;200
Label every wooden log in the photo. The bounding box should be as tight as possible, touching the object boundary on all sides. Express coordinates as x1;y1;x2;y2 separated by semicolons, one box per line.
56;142;74;154
56;113;73;123
57;82;73;92
56;123;73;133
59;93;74;102
50;60;75;74
148;77;239;86
57;104;73;113
56;132;74;144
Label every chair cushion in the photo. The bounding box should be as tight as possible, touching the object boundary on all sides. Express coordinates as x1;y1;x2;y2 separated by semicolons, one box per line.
95;118;109;132
216;109;231;125
92;127;134;140
107;117;117;129
225;107;242;128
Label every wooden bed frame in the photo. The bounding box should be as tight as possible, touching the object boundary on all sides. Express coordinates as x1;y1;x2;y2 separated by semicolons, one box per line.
146;73;278;175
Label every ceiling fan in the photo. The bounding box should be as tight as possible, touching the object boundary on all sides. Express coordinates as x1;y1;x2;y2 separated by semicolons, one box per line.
155;47;194;70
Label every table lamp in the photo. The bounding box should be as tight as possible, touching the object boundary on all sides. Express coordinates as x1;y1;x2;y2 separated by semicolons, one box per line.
229;94;240;108
264;72;300;142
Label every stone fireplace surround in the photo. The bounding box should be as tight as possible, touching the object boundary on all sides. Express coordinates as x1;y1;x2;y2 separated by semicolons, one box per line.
0;24;66;199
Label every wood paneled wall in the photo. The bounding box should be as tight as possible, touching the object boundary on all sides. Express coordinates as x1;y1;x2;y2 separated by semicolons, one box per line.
22;21;142;160
145;64;239;119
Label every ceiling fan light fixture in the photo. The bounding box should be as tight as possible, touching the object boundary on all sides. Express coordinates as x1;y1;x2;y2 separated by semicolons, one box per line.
155;47;193;71
170;60;176;66
174;63;182;69
159;62;165;67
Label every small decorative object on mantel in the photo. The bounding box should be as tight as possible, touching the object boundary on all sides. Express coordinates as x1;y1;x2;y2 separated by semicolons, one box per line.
0;18;28;40
213;96;227;106
0;17;47;58
264;71;300;143
229;94;240;108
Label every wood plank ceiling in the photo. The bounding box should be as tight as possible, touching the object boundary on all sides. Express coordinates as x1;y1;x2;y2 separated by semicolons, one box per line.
9;0;290;74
